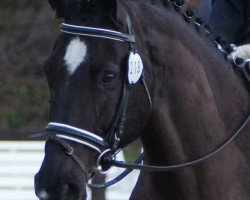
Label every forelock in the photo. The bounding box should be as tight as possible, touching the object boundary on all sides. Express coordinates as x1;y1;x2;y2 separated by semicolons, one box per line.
48;0;100;19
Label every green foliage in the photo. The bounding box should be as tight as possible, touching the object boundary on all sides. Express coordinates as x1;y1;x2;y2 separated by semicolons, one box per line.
0;77;49;128
123;140;142;162
0;1;56;130
7;109;21;128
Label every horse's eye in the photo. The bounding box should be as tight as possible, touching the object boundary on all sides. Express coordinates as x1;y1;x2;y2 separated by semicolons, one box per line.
102;71;117;84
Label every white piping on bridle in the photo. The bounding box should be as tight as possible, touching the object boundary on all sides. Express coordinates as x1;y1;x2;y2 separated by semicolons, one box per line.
49;122;103;141
56;134;102;153
48;122;104;153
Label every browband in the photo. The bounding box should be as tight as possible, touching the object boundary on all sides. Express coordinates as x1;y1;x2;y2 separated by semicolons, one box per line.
60;23;136;43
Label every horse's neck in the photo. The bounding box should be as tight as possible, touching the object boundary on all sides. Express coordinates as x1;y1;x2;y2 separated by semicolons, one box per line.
136;3;250;133
133;3;250;199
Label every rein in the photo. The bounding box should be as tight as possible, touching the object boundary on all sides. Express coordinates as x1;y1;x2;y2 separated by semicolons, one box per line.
113;112;250;171
32;16;148;188
33;111;250;188
33;16;250;189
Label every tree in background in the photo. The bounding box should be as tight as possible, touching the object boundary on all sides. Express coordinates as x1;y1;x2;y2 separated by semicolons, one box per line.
0;0;58;137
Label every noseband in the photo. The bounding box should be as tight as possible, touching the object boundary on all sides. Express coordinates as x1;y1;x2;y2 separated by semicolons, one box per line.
32;17;250;189
32;16;150;188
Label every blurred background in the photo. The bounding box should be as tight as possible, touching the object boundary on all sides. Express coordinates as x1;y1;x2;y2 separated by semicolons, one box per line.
0;1;140;199
0;0;56;139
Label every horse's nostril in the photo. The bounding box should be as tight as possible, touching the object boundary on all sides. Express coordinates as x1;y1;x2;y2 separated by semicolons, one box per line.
62;183;69;196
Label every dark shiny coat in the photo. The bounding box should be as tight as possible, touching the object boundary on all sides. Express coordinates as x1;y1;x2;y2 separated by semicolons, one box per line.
35;1;250;199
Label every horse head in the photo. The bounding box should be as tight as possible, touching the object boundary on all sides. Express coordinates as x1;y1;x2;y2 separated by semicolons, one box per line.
34;0;151;199
34;0;250;199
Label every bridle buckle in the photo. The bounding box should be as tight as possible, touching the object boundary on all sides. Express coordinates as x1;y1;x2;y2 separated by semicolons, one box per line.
96;149;115;174
66;146;74;155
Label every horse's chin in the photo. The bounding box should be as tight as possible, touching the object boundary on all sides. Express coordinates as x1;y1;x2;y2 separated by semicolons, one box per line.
35;184;87;200
36;192;87;200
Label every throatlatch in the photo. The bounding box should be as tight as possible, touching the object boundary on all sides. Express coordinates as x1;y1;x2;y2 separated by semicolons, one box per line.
32;15;147;188
32;13;250;189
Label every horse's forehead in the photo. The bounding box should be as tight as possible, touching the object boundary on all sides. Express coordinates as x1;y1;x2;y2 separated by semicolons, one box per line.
63;37;87;75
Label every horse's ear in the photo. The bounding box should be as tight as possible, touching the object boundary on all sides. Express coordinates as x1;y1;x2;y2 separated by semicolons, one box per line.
48;0;59;10
96;0;127;24
48;0;126;22
48;0;82;19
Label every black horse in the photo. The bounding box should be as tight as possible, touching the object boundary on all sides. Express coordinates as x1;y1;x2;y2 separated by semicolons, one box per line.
35;0;250;199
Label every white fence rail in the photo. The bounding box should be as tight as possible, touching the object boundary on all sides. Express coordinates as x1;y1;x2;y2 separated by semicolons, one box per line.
0;141;139;200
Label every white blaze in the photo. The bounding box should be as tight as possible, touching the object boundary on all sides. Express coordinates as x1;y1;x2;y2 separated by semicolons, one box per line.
64;37;87;75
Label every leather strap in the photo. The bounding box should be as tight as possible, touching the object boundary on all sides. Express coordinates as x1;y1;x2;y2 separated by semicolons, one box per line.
48;135;90;182
61;23;135;43
113;112;250;171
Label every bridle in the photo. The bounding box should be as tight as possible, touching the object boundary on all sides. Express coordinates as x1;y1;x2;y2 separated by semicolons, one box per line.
33;16;151;188
32;16;250;189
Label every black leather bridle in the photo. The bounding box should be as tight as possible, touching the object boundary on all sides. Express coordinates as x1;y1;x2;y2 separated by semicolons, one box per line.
32;16;151;188
32;17;250;189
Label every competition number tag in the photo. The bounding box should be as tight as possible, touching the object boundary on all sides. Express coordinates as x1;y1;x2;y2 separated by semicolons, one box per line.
128;52;144;84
